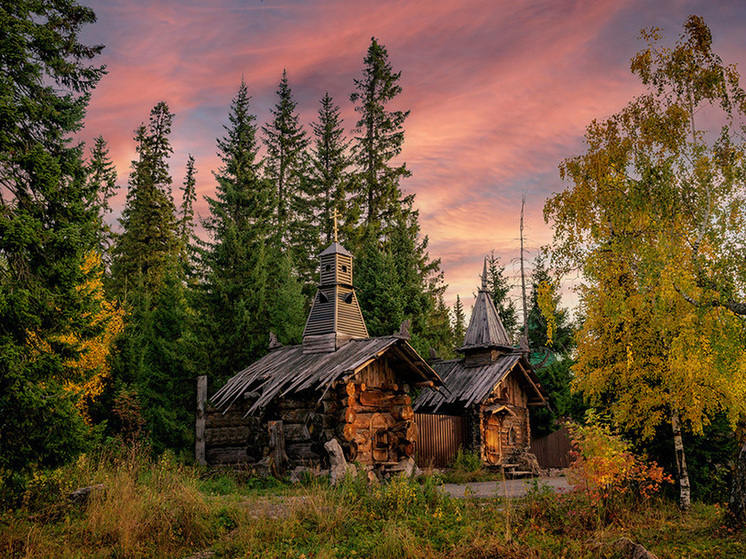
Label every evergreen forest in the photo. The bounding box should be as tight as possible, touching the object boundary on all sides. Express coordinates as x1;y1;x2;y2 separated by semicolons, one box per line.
0;1;563;486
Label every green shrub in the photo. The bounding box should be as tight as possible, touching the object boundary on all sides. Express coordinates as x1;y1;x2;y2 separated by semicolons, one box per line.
450;447;482;472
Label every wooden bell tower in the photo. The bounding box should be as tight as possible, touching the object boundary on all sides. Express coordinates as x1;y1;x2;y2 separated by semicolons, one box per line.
302;211;368;353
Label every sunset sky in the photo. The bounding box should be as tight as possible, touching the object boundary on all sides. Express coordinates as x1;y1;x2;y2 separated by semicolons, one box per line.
78;0;746;314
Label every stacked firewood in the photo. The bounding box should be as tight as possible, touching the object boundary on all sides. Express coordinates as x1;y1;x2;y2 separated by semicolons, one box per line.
335;381;418;463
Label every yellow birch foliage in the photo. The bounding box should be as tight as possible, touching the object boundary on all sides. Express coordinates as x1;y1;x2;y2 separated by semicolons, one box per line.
66;252;125;421
546;16;746;439
536;279;558;346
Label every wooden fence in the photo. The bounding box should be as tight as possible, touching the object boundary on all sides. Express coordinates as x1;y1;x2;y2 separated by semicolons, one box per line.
532;426;573;469
414;413;467;467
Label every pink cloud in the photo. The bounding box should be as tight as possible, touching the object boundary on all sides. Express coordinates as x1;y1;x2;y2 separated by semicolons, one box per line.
77;0;746;319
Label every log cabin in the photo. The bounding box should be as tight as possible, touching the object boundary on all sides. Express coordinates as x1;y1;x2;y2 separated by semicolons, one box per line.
201;236;442;474
414;261;548;467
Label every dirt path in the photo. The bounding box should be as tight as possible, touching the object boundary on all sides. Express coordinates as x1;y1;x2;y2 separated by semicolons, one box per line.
441;476;571;499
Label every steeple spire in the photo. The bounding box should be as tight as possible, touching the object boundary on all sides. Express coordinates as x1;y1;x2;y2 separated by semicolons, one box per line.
460;259;513;365
331;208;340;243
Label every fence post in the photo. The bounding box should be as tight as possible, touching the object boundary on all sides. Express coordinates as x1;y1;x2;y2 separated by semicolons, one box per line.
195;375;207;466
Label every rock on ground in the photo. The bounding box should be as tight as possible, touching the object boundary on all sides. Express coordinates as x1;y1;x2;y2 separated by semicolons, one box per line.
612;537;659;559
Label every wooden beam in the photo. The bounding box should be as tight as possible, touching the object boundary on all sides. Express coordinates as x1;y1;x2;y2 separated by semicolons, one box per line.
517;362;547;404
390;346;429;381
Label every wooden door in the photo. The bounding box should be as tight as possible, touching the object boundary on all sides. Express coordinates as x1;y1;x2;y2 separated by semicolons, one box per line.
484;414;502;465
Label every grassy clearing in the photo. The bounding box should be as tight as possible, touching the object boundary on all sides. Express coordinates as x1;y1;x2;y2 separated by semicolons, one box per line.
1;451;744;559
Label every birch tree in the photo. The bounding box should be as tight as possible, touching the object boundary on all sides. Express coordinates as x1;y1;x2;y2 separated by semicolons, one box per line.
544;15;746;511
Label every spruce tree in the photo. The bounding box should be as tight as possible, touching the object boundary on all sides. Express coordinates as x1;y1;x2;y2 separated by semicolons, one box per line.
262;71;315;293
201;80;304;382
349;39;448;356
111;102;178;299
485;250;518;341
309;92;353;246
350;37;411;231
355;232;404;337
453;295;466;345
0;0;106;478
356;210;448;357
106;103;195;453
86;136;118;264
425;294;456;359
178;154;198;268
262;71;310;233
135;264;197;454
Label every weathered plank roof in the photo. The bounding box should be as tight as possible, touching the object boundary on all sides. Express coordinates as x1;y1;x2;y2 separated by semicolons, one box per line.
414;352;547;413
461;259;512;350
211;336;441;415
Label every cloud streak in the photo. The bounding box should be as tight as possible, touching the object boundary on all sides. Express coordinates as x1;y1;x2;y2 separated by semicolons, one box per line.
79;0;746;312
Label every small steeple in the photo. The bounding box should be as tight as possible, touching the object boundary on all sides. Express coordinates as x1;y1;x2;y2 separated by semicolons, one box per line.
302;221;368;353
460;258;513;365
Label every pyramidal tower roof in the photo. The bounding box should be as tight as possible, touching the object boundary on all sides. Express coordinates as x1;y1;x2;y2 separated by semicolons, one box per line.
302;213;368;353
460;259;513;351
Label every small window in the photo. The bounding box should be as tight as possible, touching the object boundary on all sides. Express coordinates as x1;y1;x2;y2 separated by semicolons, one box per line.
344;293;353;304
324;265;331;272
341;265;348;273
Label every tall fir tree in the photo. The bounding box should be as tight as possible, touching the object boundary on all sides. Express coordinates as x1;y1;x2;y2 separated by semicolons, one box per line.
178;154;198;268
106;102;197;453
111;102;178;299
425;294;456;359
485;250;518;341
201;80;304;383
0;0;107;479
452;295;466;345
349;38;448;356
309;92;354;247
350;37;411;232
261;71;315;292
86;136;118;265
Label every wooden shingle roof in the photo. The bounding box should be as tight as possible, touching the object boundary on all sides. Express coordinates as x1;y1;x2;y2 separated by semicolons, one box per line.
211;336;442;416
461;259;512;350
414;352;547;413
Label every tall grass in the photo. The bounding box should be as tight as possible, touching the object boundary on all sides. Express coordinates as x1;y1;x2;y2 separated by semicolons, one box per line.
1;444;231;559
1;444;743;559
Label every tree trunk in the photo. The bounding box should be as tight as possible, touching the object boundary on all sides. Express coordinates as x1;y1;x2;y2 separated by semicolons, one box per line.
519;192;529;344
671;409;691;511
729;441;746;522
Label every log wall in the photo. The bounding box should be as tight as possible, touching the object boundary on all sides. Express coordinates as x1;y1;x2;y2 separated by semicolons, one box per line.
204;356;419;470
335;357;418;465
